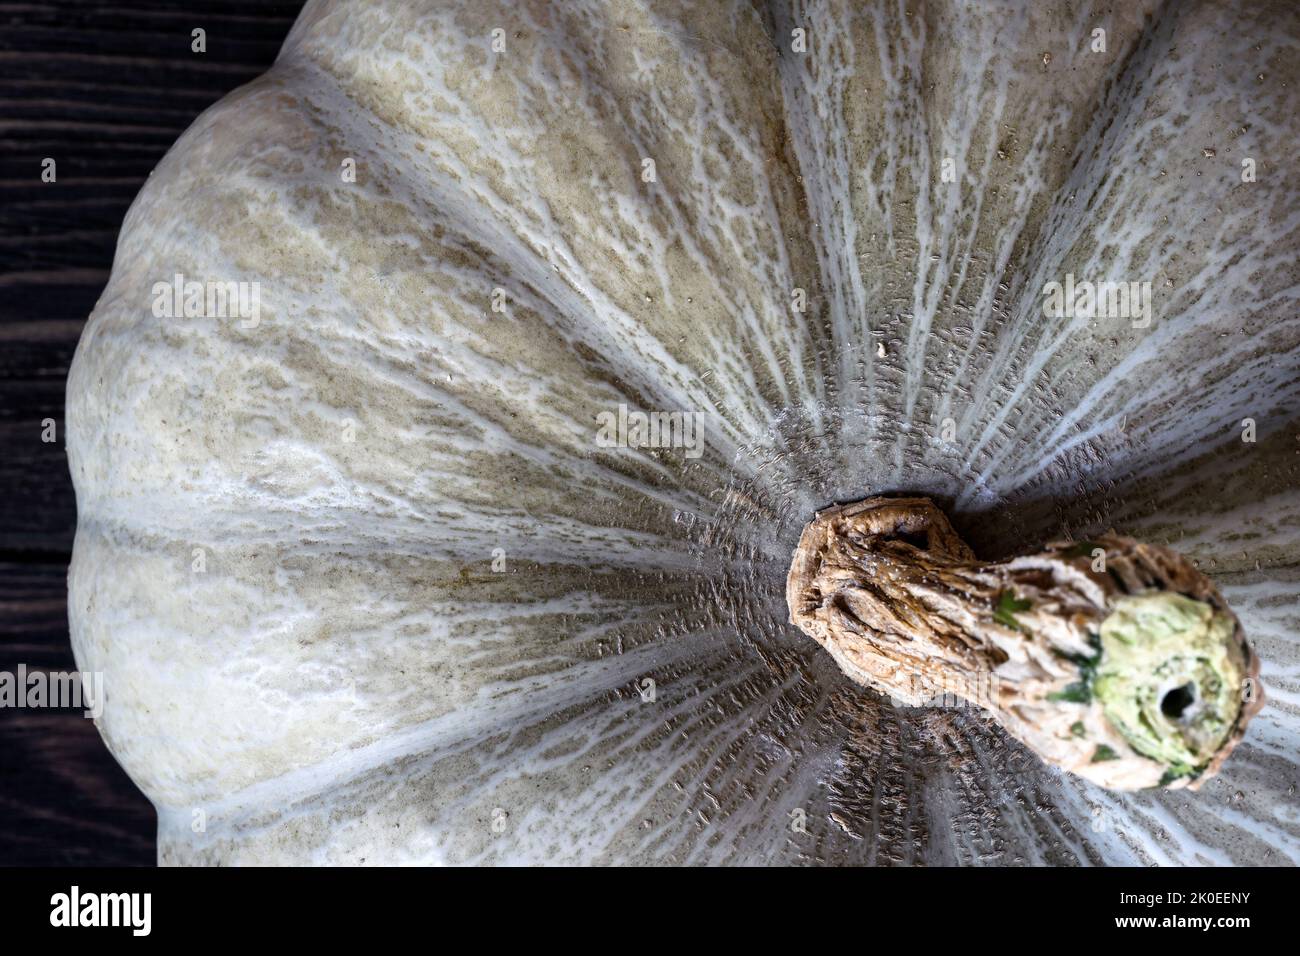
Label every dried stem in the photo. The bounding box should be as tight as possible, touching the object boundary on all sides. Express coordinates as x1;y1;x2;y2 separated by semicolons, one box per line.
787;496;1263;790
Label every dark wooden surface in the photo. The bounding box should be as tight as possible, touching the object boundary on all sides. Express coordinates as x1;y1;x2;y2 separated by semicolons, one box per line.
0;0;304;866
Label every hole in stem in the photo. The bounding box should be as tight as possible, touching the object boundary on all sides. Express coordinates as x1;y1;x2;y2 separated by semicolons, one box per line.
894;531;930;550
1161;683;1196;720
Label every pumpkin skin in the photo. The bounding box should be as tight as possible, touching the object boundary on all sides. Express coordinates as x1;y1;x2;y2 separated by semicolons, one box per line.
66;0;1300;865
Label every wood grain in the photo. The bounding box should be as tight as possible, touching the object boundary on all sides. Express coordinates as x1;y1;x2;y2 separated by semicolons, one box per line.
0;0;304;866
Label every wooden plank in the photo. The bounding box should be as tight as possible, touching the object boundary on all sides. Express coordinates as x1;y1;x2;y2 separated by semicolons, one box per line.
0;562;155;865
0;711;156;866
0;0;303;318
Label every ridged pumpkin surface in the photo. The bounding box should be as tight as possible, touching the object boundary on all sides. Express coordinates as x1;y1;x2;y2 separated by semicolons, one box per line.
68;0;1300;864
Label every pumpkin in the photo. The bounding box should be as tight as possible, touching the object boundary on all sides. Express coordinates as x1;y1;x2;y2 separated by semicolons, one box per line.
67;0;1300;865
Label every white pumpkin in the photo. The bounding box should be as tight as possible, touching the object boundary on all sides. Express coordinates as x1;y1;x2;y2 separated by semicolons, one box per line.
68;0;1300;865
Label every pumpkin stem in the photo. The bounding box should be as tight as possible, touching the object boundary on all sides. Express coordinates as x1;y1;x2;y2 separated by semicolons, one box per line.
785;496;1261;791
